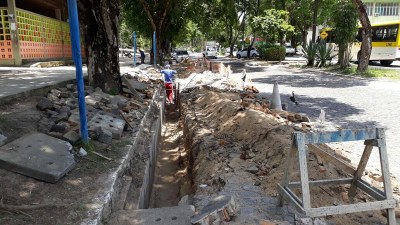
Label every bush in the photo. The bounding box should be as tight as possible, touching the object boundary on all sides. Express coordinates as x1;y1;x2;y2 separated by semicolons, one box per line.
302;41;317;66
315;41;336;67
257;42;285;61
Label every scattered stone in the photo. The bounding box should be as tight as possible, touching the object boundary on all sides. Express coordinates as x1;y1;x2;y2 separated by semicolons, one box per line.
50;112;69;123
63;130;80;144
199;184;208;188
191;195;237;224
246;166;259;174
37;117;55;133
66;84;75;90
50;122;70;134
0;134;7;146
254;181;261;186
37;97;54;111
79;148;87;156
60;91;70;98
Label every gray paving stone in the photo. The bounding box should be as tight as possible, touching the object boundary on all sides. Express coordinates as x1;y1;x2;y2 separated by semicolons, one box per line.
0;132;75;183
88;112;125;139
111;205;195;225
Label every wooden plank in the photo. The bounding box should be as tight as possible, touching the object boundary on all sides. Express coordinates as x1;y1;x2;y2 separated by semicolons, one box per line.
277;184;305;214
376;128;397;225
309;144;356;175
348;144;374;198
302;128;377;144
355;179;386;201
278;135;297;207
307;199;397;218
297;133;312;211
288;178;353;188
122;76;144;102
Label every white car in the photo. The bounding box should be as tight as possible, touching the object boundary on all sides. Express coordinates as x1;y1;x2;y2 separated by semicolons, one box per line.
285;43;296;56
173;50;190;62
236;47;259;59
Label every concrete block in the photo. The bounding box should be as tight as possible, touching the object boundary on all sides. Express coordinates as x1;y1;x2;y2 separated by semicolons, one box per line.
0;132;75;183
88;112;125;139
111;205;195;225
0;134;7;146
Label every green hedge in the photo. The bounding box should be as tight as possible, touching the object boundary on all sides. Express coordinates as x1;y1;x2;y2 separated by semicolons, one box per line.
257;43;286;61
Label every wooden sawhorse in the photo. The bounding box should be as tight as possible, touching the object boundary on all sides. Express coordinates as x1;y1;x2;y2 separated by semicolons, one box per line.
278;128;397;224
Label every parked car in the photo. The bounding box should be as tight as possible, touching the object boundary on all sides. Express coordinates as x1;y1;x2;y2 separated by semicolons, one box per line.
285;43;296;56
236;47;259;59
174;50;190;62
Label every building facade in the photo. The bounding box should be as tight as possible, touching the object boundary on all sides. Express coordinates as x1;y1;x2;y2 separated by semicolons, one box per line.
0;0;73;66
363;0;400;24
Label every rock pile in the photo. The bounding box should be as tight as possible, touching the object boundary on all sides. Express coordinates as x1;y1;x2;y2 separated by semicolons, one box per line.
35;76;158;146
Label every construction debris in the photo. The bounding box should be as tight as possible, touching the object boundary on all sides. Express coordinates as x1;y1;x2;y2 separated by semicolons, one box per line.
191;195;237;225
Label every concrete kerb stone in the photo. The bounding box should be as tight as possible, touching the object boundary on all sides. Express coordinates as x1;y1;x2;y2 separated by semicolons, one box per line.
80;84;163;225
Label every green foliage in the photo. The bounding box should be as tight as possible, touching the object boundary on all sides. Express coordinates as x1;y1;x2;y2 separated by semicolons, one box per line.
257;43;285;61
302;40;317;66
327;65;400;79
251;9;295;43
331;0;358;67
315;40;336;67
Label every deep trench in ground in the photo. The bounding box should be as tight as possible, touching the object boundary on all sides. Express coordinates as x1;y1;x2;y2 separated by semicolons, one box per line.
150;111;192;208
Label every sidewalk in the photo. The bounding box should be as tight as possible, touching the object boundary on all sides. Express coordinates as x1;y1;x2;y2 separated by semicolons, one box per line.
0;66;87;105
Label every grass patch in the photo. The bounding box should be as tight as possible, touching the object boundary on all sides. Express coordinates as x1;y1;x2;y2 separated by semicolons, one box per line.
326;65;400;79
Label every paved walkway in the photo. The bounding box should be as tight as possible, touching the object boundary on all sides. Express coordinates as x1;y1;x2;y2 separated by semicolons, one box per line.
0;66;87;100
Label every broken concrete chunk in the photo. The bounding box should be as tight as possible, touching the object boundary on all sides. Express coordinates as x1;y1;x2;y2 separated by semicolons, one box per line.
88;112;125;139
50;123;70;134
246;166;259;174
0;134;7;146
191;195;237;224
37;97;54;111
178;195;192;206
97;127;113;145
50;112;69;123
0;133;75;183
66;84;76;91
37;117;55;133
63;130;80;144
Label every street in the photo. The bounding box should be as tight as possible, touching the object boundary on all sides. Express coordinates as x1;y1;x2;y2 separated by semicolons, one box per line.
219;57;400;180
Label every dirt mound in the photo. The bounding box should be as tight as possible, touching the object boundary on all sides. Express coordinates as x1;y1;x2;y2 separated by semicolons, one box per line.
182;87;389;224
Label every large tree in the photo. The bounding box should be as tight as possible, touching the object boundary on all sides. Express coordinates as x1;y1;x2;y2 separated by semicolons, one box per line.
78;0;122;94
353;0;372;72
332;0;358;68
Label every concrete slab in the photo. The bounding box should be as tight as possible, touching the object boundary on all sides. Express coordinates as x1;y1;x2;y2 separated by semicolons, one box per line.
88;112;126;139
111;205;195;225
0;132;75;183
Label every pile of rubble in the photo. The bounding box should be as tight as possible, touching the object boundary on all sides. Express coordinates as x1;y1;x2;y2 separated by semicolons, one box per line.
35;74;159;147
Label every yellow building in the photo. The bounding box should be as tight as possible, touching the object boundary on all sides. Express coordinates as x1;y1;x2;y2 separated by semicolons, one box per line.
0;0;73;66
364;0;400;23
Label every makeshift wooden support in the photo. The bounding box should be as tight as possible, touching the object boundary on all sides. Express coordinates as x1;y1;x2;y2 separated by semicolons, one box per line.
278;128;397;224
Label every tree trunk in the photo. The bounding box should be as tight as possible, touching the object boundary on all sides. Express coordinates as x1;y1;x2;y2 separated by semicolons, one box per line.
311;0;320;43
78;0;121;94
353;0;372;73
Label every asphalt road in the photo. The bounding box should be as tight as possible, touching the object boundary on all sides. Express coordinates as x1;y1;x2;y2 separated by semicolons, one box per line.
219;57;400;180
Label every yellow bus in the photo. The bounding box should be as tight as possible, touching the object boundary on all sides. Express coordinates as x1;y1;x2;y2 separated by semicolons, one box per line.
321;21;400;66
352;21;400;66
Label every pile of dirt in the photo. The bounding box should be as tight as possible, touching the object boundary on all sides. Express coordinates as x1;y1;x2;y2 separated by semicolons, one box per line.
181;87;391;224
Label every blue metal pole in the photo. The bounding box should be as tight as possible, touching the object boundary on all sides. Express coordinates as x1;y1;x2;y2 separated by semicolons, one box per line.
67;0;89;142
133;32;136;66
153;31;156;67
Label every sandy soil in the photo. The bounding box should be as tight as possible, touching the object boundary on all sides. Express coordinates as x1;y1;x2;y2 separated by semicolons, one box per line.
181;88;394;225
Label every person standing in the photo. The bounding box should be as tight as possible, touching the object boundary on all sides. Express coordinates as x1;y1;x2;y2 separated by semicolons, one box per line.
139;49;145;64
160;65;176;104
